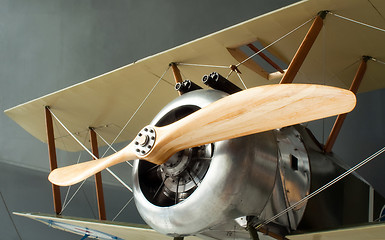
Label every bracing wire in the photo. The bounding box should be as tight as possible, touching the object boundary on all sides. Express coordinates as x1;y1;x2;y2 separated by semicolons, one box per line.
225;16;315;80
52;111;79;209
374;205;385;222
256;145;385;230
100;66;171;159
81;188;97;219
371;58;385;65
59;135;97;215
112;196;134;222
236;16;315;68
235;71;248;89
0;192;23;240
94;129;133;168
60;179;87;214
176;63;229;69
329;12;385;33
48;108;133;193
62;134;88;210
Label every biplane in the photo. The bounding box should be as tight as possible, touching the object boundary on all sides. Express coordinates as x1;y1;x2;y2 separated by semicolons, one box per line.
4;0;385;239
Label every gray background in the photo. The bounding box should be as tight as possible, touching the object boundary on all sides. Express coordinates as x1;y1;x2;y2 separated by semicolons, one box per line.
1;0;384;239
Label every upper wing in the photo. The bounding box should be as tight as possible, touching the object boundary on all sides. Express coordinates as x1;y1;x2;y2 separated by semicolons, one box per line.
288;222;385;240
14;212;202;240
4;0;385;151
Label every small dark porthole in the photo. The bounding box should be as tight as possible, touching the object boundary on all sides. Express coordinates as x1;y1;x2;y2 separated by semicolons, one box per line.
290;154;299;171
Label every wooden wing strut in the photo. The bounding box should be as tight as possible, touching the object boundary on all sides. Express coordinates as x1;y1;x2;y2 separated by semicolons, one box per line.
89;128;107;220
44;106;62;215
280;11;327;84
324;56;369;153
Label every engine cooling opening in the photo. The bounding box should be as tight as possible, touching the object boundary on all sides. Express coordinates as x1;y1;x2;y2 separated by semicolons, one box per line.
138;105;213;207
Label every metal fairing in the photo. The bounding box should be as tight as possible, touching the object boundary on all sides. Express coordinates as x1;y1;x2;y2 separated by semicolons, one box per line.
133;89;279;236
276;127;311;229
295;125;350;230
255;126;311;234
294;125;378;231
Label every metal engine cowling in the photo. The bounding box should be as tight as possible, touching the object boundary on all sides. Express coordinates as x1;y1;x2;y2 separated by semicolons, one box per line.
132;89;279;236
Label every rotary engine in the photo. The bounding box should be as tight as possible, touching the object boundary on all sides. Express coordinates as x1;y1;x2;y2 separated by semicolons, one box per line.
132;88;312;237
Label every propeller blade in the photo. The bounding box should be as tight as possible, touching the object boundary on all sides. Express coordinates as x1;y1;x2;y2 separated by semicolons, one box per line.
48;142;136;186
49;84;356;186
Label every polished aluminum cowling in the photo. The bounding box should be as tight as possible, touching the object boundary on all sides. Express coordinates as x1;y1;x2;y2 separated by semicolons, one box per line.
132;89;279;236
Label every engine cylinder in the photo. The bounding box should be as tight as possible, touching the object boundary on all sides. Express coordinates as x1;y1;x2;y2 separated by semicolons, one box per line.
132;89;278;236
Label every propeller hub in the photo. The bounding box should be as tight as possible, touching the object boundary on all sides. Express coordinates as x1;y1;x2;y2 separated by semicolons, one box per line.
138;135;149;146
134;126;156;156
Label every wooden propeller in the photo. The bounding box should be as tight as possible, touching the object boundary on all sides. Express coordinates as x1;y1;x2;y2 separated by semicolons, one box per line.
49;84;356;186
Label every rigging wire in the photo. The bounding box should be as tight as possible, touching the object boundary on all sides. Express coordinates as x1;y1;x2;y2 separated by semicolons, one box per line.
0;192;23;240
236;16;315;68
60;179;87;214
82;188;97;219
53;118;92;215
374;205;385;222
371;58;385;65
176;63;229;69
51;110;83;210
94;129;133;168
329;12;385;33
100;66;171;159
62;135;88;210
256;145;385;230
235;71;248;89
112;196;134;222
226;16;315;80
47;108;133;193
